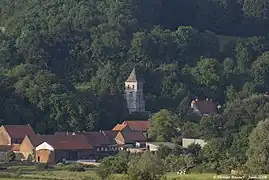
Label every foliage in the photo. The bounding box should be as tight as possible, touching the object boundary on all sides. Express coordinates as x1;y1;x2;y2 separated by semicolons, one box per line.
36;163;49;170
148;109;181;142
156;145;172;159
4;151;15;162
64;164;85;172
164;154;196;172
1;0;269;173
246;119;269;173
96;153;129;179
127;152;165;180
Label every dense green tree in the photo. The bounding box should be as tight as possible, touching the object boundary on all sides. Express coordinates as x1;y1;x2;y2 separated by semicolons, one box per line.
243;0;269;20
246;119;269;173
251;52;269;91
148;109;181;142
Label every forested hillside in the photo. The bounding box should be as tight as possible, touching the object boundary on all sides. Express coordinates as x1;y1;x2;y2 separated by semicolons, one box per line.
2;0;269;172
1;0;269;134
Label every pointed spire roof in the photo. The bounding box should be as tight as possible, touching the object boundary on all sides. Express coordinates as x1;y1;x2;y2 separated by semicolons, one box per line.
126;68;142;82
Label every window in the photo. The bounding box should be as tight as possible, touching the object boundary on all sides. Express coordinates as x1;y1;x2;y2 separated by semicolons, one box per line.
132;85;135;89
127;85;130;89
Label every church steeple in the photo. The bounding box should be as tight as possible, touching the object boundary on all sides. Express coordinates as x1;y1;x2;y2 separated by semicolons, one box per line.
126;68;138;82
124;68;145;113
126;67;143;82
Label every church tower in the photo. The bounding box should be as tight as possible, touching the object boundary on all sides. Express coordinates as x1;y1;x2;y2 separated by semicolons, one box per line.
125;68;145;113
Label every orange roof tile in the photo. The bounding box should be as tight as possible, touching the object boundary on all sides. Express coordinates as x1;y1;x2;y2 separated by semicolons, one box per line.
112;124;127;131
122;121;149;131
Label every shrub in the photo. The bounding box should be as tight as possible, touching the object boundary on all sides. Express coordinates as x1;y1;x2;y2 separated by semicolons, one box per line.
96;166;111;180
0;172;14;178
36;163;49;170
0;164;7;170
203;167;219;173
65;164;85;172
14;168;22;177
4;151;15;162
128;152;165;180
189;164;205;173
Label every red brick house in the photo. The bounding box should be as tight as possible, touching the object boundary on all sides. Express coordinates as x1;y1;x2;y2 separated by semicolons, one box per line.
0;125;36;146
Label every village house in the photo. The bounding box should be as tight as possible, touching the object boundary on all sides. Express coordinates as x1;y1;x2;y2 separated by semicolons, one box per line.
20;134;93;163
0;125;36;146
34;134;92;164
75;131;119;158
112;120;149;137
190;98;218;117
115;131;147;150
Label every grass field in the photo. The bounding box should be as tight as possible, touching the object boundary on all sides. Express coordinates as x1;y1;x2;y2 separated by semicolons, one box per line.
3;164;264;180
0;164;221;180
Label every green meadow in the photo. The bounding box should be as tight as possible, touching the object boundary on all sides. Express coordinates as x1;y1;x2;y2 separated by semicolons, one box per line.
0;165;220;180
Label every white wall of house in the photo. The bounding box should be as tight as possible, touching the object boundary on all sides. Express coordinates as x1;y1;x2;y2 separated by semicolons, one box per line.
182;138;206;148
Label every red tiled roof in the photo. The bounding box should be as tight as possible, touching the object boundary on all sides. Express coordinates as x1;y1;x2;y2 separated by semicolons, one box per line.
11;144;20;151
122;121;149;131
102;130;118;143
191;100;216;115
119;131;147;143
112;124;127;131
29;134;92;150
3;125;36;139
76;132;112;147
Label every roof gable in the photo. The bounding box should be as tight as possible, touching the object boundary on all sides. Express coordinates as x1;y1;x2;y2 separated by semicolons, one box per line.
102;130;118;143
112;124;128;131
120;131;147;143
36;142;54;151
3;125;36;139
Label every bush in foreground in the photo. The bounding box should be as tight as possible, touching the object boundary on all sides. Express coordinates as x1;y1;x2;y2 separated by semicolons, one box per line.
128;151;166;180
36;163;49;170
4;151;15;162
